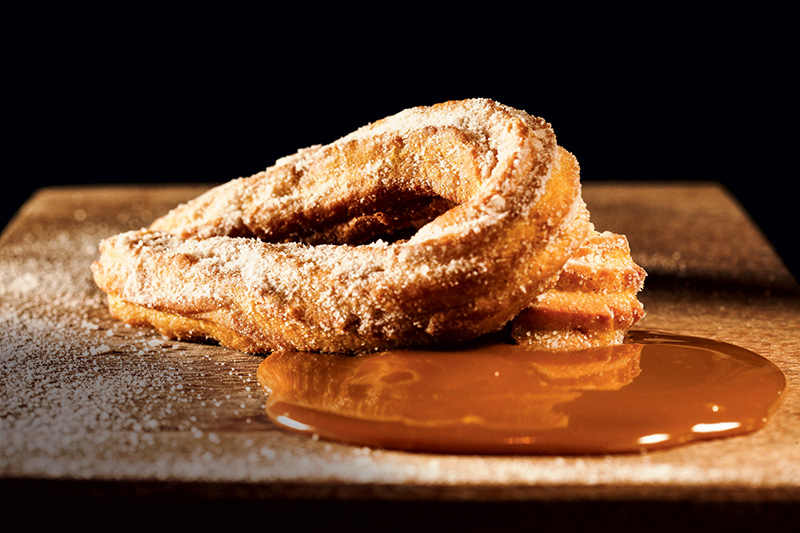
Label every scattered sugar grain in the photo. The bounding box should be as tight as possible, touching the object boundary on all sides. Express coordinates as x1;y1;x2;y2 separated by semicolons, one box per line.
1;222;270;479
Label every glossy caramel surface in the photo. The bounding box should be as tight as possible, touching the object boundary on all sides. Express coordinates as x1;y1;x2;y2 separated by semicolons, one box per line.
258;331;786;454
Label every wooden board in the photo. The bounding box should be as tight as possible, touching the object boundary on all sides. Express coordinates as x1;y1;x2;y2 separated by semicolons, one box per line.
2;183;799;528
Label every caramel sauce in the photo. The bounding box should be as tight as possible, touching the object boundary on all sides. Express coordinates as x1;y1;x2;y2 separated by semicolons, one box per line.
256;331;786;454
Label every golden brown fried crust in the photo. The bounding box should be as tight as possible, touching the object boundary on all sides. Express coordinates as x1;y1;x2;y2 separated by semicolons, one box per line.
92;98;642;354
511;231;647;351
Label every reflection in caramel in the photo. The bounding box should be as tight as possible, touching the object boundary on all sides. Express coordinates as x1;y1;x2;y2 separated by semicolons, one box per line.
257;331;786;454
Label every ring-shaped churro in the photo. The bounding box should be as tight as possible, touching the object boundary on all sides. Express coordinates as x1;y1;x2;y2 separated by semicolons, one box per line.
92;99;593;353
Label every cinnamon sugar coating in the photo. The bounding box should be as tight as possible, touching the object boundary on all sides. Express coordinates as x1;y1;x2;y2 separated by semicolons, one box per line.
92;99;643;353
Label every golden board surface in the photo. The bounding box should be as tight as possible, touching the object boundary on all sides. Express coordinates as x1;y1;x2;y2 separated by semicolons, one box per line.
2;183;798;527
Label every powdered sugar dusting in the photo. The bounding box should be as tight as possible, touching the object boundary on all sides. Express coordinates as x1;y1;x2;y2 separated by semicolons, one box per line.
152;99;554;245
0;200;355;481
94;100;579;353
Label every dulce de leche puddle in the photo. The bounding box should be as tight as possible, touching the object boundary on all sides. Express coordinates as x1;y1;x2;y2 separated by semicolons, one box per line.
256;331;786;454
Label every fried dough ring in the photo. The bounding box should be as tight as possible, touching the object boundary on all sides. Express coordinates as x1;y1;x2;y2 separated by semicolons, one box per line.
92;99;592;353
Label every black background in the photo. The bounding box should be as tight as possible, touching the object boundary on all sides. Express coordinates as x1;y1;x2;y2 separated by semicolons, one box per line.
6;6;797;280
